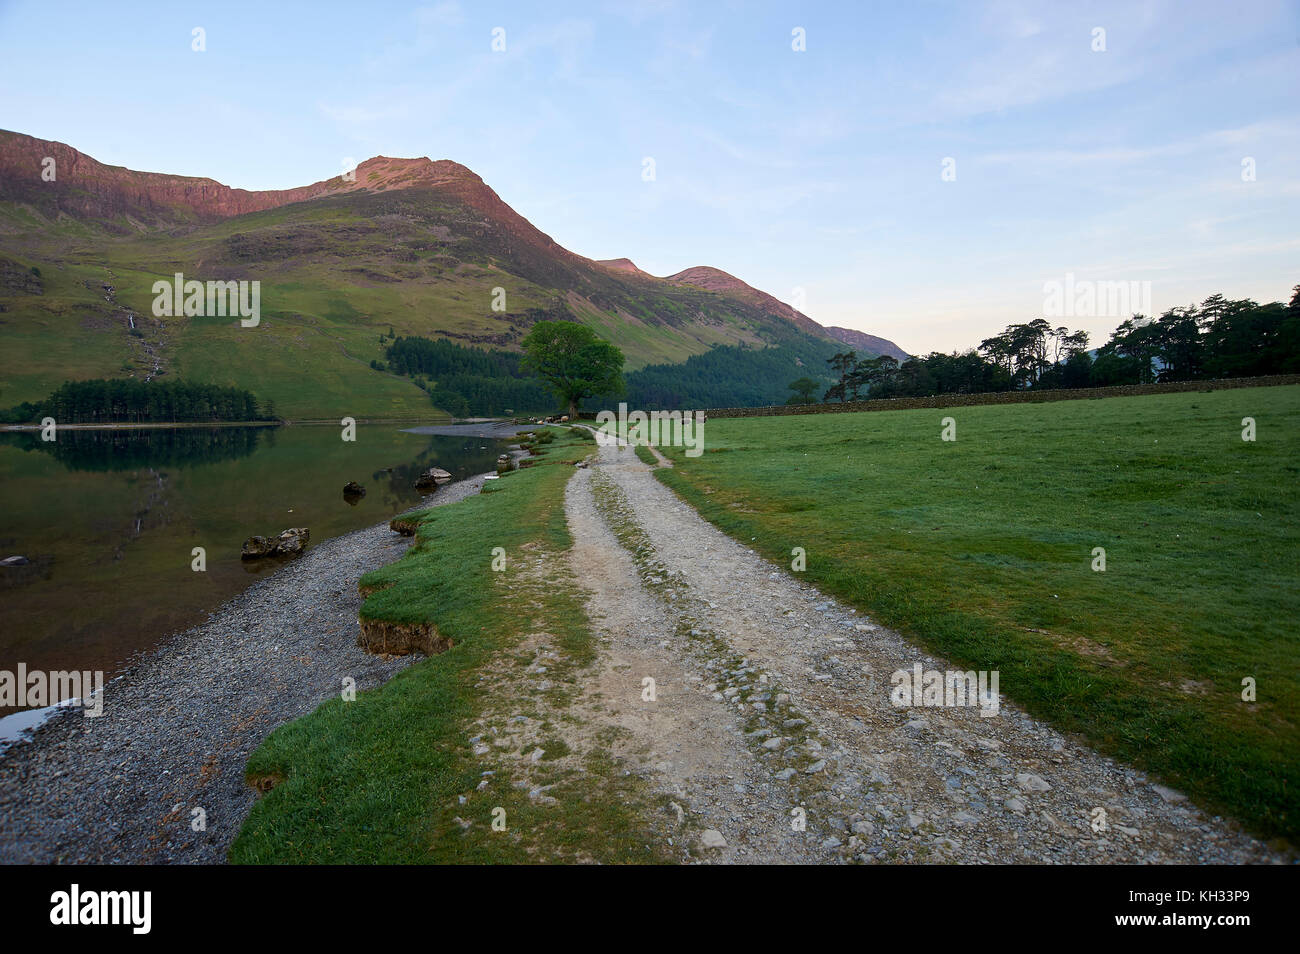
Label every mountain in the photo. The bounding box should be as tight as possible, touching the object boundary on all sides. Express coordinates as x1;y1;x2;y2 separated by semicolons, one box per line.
595;258;649;276
665;266;827;338
0;130;905;418
824;326;910;362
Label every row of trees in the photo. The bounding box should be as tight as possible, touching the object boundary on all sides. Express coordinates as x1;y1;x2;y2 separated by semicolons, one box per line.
620;335;839;410
378;333;557;415
814;288;1300;403
382;335;529;379
381;322;631;420
1089;292;1299;384
423;374;554;418
379;323;847;415
0;379;274;424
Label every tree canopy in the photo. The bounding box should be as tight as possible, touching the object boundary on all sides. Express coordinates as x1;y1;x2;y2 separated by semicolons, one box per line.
380;335;555;416
0;378;274;424
520;321;625;419
823;286;1299;402
787;377;821;404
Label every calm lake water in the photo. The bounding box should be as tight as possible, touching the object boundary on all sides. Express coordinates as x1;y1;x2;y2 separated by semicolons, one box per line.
0;423;509;715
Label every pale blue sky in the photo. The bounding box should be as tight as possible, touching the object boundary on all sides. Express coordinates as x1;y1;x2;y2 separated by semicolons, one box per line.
2;0;1297;354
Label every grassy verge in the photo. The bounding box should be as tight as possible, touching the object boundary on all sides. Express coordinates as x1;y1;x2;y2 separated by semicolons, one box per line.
230;427;670;863
653;386;1299;843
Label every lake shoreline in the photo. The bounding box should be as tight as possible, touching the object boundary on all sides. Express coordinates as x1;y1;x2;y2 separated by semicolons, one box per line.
0;466;507;863
0;416;538;432
0;421;282;432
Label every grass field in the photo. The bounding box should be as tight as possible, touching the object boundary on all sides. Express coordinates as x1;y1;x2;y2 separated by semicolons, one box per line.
653;386;1300;843
230;429;671;863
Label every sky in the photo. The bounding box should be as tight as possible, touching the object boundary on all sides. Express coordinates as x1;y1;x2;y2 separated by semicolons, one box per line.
1;0;1297;355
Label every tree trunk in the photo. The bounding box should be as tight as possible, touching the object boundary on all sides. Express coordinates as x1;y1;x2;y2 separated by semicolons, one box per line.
568;397;578;420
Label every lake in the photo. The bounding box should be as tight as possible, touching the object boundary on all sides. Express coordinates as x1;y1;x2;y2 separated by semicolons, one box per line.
0;423;511;716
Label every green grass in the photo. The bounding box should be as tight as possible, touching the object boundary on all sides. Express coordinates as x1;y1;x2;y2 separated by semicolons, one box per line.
0;260;134;401
230;429;672;863
653;386;1300;843
167;299;443;420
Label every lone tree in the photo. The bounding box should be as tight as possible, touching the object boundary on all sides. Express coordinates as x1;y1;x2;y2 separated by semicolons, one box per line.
787;377;820;404
521;320;625;420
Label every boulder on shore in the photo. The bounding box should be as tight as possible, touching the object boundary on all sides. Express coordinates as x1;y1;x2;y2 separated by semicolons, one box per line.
414;467;453;490
241;528;310;559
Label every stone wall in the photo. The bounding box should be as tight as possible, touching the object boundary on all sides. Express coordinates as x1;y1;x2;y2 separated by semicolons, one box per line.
700;375;1300;419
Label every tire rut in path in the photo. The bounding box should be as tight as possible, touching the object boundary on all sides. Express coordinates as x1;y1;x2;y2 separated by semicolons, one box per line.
566;452;824;862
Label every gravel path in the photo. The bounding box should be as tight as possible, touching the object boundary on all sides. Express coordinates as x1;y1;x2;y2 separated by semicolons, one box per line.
565;434;1285;864
0;473;495;864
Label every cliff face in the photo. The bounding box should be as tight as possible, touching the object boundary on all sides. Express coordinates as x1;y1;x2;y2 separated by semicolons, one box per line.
0;130;293;222
0;131;490;225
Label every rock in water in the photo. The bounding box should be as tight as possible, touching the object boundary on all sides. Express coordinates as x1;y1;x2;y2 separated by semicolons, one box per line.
241;528;310;559
0;555;31;567
275;527;310;555
343;481;366;497
240;536;276;559
414;467;453;490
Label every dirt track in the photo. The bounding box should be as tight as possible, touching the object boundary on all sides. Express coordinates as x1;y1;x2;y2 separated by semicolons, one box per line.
558;433;1282;863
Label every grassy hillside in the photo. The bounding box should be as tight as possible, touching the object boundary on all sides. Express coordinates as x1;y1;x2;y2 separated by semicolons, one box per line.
0;257;133;402
1;185;848;419
652;387;1300;842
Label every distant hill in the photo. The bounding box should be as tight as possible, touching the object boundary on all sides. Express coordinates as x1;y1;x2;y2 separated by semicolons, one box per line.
0;129;905;417
824;326;910;362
